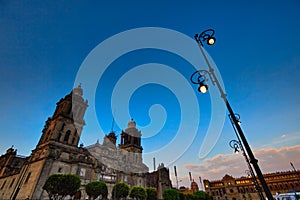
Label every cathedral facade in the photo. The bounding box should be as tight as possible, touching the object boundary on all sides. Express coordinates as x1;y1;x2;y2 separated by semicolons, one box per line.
0;86;171;199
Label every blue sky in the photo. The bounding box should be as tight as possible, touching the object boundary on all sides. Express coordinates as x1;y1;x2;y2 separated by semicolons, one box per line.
1;0;300;188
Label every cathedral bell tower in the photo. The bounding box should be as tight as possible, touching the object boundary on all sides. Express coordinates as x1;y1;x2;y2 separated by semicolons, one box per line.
12;86;92;200
36;85;88;148
119;119;143;153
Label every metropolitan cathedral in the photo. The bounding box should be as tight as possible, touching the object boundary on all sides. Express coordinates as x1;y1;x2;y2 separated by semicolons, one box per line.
0;86;171;199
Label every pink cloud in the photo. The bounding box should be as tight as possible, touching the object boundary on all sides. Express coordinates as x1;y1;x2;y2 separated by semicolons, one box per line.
183;145;300;182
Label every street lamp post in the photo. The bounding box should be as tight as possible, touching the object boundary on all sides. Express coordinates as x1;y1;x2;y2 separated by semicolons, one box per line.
190;29;273;200
228;114;264;199
229;139;264;200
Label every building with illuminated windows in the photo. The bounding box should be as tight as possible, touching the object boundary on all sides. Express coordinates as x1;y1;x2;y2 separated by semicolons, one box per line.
203;171;300;200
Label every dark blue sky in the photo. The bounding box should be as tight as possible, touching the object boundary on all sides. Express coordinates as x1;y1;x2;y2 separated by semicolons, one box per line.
1;0;300;186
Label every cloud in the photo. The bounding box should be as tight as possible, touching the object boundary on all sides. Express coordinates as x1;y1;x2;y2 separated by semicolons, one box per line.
183;144;300;182
258;131;300;149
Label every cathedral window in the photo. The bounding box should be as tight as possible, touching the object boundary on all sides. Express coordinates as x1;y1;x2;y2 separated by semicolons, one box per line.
64;130;71;142
9;178;15;188
60;123;65;131
57;133;62;141
45;130;51;141
72;137;75;145
25;172;31;183
1;180;6;190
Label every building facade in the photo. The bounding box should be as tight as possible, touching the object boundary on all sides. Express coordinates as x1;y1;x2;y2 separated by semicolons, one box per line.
0;86;171;199
203;171;300;200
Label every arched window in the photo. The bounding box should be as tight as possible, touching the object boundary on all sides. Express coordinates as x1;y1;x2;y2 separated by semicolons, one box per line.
279;184;283;190
9;178;15;188
57;133;62;141
25;172;31;183
44;130;51;142
1;180;6;189
60;123;65;131
270;185;273;190
64;130;71;142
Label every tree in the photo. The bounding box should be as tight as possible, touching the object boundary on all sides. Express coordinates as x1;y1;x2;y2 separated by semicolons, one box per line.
183;193;193;200
162;189;179;200
146;187;158;200
112;182;130;200
129;186;147;200
193;191;212;200
178;193;185;200
43;174;81;200
85;181;108;200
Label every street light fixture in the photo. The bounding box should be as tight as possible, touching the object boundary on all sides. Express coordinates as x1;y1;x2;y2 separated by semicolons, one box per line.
229;140;240;154
198;82;208;93
229;139;264;200
194;29;216;46
190;29;273;200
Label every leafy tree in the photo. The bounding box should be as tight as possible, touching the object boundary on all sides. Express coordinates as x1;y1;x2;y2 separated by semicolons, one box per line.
162;189;179;200
183;193;193;200
85;180;108;200
193;191;212;200
112;182;129;200
146;187;158;200
43;174;81;200
129;186;147;200
178;192;185;200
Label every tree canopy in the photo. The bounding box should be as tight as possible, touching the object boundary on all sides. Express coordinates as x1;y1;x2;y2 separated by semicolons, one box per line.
112;182;129;200
129;186;147;200
192;191;212;200
163;188;179;200
146;187;158;200
178;191;212;200
43;174;81;200
85;180;108;200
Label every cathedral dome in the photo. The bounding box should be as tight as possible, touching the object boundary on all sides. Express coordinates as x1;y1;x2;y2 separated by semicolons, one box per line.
128;118;136;128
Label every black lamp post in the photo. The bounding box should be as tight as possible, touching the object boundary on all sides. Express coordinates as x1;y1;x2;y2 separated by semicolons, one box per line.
190;29;273;200
229;139;264;200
